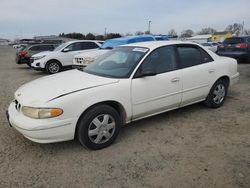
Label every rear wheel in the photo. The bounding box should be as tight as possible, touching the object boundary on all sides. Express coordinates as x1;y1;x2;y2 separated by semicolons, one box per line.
204;79;228;108
46;60;62;74
77;105;121;150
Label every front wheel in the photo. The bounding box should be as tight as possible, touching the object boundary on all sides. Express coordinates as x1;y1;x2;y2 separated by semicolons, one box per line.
77;105;121;150
46;61;62;74
204;79;228;108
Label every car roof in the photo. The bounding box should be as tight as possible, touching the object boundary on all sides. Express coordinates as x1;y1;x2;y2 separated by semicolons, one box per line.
29;44;56;47
106;35;155;42
226;36;249;39
66;40;100;44
122;40;199;50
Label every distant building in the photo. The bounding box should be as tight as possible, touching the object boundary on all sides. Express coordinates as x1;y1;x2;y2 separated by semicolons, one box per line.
34;35;74;43
0;38;10;45
211;31;233;42
186;34;212;43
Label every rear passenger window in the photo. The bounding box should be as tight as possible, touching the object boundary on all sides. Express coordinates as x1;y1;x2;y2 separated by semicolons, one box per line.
177;46;212;68
139;46;177;74
200;49;213;63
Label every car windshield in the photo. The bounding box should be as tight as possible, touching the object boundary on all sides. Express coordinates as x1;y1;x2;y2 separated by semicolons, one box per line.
99;40;127;49
53;42;69;51
84;47;149;78
223;38;244;45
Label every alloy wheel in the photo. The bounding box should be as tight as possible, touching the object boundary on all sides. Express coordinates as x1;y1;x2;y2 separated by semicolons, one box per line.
88;114;116;144
213;84;226;104
48;62;60;73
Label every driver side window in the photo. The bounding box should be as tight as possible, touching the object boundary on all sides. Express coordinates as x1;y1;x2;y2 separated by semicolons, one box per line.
66;42;82;51
139;46;177;74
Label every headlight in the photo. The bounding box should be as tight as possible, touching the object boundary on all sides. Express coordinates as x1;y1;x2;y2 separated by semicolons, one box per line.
22;106;63;119
33;55;46;60
84;57;95;64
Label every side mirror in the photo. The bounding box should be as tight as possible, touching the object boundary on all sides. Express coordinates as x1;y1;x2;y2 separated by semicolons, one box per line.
135;69;157;78
62;48;70;52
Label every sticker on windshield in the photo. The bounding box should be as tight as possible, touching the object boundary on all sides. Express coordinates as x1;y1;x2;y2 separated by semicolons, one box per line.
132;48;148;53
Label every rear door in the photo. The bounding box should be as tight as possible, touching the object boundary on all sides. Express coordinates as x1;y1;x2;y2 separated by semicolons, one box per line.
176;44;215;106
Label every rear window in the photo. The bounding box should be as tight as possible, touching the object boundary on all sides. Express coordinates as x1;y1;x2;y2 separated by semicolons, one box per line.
39;45;54;51
29;46;40;51
223;38;245;44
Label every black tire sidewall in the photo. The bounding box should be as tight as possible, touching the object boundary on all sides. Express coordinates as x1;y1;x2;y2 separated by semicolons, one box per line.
77;105;121;150
206;80;228;108
46;60;61;74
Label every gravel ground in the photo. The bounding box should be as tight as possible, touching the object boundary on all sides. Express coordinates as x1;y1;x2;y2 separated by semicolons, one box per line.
0;45;249;188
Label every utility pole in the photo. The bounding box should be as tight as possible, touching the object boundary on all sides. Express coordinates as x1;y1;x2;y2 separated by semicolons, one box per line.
104;28;107;39
148;21;151;34
242;21;244;36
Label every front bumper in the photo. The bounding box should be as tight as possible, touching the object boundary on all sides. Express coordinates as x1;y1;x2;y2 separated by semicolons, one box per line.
31;66;45;71
7;101;78;143
30;59;47;71
230;72;240;86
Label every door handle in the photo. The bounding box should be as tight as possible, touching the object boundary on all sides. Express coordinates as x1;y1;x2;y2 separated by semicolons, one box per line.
171;77;180;83
208;69;215;73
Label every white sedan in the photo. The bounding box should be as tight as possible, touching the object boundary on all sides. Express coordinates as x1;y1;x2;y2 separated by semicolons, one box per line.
7;41;239;150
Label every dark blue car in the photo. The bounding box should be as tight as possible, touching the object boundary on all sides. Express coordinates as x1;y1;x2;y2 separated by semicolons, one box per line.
217;36;250;63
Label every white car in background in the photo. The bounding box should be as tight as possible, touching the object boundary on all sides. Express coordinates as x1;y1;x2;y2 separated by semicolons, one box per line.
31;40;102;74
72;35;156;69
201;42;219;53
7;41;239;150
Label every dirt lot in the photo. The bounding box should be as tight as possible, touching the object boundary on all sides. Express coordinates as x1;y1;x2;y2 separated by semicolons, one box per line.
0;45;249;188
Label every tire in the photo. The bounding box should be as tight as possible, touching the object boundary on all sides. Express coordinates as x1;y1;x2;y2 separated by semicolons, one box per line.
77;105;121;150
204;79;228;108
46;60;62;74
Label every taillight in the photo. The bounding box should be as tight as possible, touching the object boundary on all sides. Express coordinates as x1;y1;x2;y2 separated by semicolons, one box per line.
235;43;248;49
19;51;28;57
218;44;224;49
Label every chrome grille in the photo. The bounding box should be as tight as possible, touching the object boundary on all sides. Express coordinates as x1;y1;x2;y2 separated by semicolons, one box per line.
14;100;21;112
75;58;84;64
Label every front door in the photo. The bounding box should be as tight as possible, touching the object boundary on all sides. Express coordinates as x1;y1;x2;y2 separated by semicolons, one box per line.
131;45;182;120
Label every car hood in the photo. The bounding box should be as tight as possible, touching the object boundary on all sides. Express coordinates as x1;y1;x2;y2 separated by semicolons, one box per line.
74;49;109;59
32;51;54;57
15;69;119;106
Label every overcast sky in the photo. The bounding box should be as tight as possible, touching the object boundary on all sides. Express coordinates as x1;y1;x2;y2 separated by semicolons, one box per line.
1;0;249;39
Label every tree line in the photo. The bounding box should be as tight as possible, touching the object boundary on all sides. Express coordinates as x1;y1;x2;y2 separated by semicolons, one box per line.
59;32;122;40
58;23;250;40
175;23;250;38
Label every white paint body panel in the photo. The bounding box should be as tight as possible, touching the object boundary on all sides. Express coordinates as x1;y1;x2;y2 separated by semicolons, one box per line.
8;41;239;143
